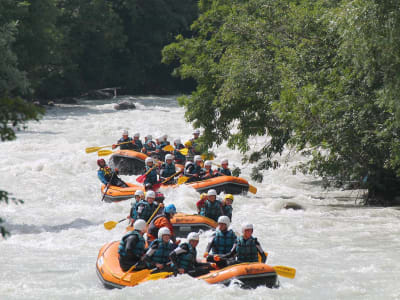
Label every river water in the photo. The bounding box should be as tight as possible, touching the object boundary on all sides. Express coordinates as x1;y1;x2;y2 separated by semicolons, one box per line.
1;96;399;299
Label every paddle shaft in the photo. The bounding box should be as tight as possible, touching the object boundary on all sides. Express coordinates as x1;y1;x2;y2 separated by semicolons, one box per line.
101;172;116;201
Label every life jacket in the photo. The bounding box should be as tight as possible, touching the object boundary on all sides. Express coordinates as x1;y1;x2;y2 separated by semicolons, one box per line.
174;144;186;163
211;229;236;255
99;166;113;181
149;239;175;264
236;236;258;263
144;141;157;152
133;139;143;149
176;243;196;271
118;230;145;258
118;137;135;150
137;200;158;222
144;166;158;185
222;205;233;221
204;199;222;222
217;167;232;176
147;215;173;241
161;162;176;178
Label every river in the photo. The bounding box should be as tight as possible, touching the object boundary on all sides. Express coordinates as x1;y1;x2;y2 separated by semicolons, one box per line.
1;96;399;299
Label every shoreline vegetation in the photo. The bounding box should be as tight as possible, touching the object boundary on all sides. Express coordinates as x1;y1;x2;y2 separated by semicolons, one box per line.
2;0;400;222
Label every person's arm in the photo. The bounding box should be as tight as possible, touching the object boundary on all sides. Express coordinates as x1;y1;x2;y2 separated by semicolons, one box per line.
255;239;267;263
97;170;108;185
124;234;142;261
219;242;237;260
204;233;216;256
169;244;188;272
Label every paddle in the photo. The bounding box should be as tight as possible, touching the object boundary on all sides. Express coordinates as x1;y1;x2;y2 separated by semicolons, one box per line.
97;150;115;156
86;141;133;153
179;148;189;155
248;185;257;194
273;265;296;279
147;203;162;225
101;171;116;202
152;170;183;190
104;218;126;230
162;145;174;152
177;176;189;185
136;165;157;183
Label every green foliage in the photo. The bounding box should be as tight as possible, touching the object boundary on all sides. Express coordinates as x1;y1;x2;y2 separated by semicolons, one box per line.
163;0;400;203
0;191;23;238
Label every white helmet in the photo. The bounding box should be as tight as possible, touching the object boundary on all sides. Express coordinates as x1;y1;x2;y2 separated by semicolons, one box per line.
165;154;173;162
158;227;171;239
174;138;181;145
135;190;144;197
185;161;193;167
207;189;217;196
123;130;129;135
145;157;153;164
242;223;253;233
204;160;212;167
146;134;152;140
134;219;146;231
146;190;156;200
193;129;200;135
194;155;203;162
221;158;229;165
134;132;140;138
217;216;230;227
187;232;200;241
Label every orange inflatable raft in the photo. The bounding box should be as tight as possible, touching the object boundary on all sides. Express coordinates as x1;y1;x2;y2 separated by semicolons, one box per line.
96;241;279;289
101;182;144;203
161;175;254;195
125;213;217;237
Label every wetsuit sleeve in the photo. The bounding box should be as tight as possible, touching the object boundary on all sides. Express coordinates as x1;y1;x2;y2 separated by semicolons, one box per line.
205;233;216;253
169;244;188;268
144;240;159;260
97;170;108;185
255;239;267;263
124;234;141;261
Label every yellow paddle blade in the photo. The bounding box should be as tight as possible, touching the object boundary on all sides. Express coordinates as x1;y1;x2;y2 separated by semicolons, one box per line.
179;148;189;155
146;272;173;281
129;269;151;285
249;184;257;194
104;220;118;230
97;150;114;156
162;145;174;152
273;265;296;279
85;146;103;153
177;176;189;185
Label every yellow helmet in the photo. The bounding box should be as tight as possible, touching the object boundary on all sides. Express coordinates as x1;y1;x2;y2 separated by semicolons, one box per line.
200;193;207;200
184;140;192;148
224;194;234;202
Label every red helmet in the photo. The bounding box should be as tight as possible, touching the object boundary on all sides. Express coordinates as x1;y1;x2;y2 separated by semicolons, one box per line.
97;159;106;167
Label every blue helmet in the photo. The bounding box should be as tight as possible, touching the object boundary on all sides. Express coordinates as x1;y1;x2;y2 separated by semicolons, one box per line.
165;204;176;214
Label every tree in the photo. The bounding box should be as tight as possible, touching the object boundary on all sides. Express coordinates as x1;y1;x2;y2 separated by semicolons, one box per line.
163;0;400;204
0;14;43;237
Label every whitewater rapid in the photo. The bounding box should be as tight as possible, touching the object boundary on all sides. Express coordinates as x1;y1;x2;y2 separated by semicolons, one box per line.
1;96;399;299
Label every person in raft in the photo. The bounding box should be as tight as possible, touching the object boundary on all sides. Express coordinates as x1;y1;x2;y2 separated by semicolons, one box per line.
203;216;237;268
136;190;159;223
201;189;223;222
214;158;232;177
118;219;148;271
128;190;145;224
143;227;176;273
196;193;208;214
173;138;186;165
184;155;205;183
160;154;176;184
97;158;128;187
222;194;234;221
147;204;177;243
201;160;215;180
169;232;213;277
143;157;159;190
190;129;201;155
132;132;143;150
217;223;267;265
112;130;138;150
